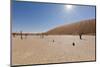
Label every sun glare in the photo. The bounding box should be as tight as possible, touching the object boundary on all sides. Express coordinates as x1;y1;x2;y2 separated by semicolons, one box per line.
65;5;73;10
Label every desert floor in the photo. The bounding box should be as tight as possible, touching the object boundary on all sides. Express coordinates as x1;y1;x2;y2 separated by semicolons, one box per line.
12;35;96;65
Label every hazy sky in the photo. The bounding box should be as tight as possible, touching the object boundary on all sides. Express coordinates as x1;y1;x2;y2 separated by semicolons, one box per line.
12;0;96;33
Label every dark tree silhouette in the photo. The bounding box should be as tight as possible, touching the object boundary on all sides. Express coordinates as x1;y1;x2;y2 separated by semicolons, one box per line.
20;31;23;40
79;33;83;40
78;22;83;40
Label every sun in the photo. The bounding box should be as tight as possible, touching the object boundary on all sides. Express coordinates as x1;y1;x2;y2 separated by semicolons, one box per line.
65;5;73;10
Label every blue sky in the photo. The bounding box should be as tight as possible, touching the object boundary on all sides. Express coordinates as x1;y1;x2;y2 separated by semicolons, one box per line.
12;0;96;33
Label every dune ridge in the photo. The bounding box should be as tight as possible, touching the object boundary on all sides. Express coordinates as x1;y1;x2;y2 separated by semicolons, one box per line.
45;19;96;35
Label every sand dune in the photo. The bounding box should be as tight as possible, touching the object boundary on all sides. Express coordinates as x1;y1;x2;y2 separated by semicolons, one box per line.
45;19;96;35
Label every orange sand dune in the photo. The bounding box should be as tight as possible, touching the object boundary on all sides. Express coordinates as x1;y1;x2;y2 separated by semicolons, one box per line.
45;19;96;35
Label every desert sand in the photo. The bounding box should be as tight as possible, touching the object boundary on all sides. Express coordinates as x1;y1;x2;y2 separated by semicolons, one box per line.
12;35;95;66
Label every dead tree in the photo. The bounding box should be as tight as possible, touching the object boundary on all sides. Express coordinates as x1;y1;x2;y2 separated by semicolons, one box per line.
78;22;83;40
20;31;23;40
79;33;83;40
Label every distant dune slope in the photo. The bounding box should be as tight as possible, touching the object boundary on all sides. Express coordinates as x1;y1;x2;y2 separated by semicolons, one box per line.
45;19;96;35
